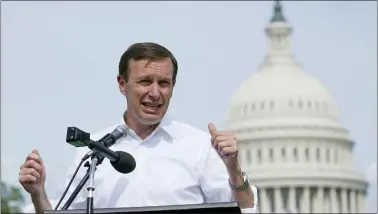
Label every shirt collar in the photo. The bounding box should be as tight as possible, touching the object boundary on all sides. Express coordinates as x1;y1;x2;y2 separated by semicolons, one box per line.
120;112;179;142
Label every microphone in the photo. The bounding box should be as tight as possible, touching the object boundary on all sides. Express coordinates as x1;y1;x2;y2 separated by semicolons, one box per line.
85;140;136;173
82;125;128;160
66;124;135;173
66;125;128;161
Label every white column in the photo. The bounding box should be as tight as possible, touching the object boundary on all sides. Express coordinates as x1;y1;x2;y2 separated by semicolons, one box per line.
357;191;362;212
274;187;283;213
288;186;296;213
341;188;348;213
301;186;310;213
324;194;330;213
358;191;367;213
315;187;324;213
330;187;338;213
260;188;270;213
350;189;356;213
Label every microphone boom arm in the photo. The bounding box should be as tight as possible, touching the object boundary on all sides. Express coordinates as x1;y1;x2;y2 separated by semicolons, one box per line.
87;140;118;162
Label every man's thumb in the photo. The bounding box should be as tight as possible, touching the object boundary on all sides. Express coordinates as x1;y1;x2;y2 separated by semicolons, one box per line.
208;123;217;136
32;149;44;164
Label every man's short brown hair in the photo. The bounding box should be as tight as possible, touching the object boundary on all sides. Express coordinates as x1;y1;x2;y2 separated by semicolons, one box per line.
119;42;178;84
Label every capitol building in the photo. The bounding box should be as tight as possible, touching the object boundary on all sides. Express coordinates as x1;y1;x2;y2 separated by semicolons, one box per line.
226;1;369;213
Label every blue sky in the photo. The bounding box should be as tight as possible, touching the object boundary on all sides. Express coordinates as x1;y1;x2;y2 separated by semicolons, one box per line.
1;1;376;212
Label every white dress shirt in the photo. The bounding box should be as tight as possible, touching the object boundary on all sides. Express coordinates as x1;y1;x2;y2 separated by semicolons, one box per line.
23;115;259;213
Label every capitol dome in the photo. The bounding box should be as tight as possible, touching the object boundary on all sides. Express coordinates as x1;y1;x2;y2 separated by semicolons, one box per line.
226;1;368;213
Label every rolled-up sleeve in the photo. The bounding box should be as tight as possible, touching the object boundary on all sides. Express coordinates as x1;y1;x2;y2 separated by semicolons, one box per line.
198;140;259;213
240;184;259;213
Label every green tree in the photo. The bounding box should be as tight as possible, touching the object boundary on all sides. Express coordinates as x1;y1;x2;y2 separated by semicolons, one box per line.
1;181;25;213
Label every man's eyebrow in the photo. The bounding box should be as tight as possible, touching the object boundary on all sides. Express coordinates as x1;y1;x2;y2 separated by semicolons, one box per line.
159;76;172;81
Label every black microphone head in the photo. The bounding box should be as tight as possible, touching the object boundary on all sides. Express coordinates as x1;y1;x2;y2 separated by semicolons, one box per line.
110;151;136;174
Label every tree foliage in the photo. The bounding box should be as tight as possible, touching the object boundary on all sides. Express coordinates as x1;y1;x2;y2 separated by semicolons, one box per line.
1;181;25;213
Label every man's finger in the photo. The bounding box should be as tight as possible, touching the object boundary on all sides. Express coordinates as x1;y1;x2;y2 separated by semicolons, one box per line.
220;146;237;157
213;131;233;137
24;160;42;172
32;149;43;163
214;135;230;144
25;150;43;165
20;168;41;181
19;175;37;184
208;123;217;137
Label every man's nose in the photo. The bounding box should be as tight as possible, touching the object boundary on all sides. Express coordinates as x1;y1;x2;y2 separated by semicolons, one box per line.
148;83;160;99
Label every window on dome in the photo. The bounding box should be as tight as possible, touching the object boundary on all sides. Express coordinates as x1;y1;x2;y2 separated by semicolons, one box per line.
251;103;256;111
298;100;303;109
293;148;298;161
269;148;274;162
281;148;286;161
308;101;312;108
334;149;338;164
316;148;320;162
257;149;262;164
315;101;320;110
305;148;309;161
260;102;265;110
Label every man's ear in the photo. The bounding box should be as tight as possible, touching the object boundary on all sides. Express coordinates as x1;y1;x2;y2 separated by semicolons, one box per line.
117;75;127;96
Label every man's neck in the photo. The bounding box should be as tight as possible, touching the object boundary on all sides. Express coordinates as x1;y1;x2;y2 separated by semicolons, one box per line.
124;112;159;140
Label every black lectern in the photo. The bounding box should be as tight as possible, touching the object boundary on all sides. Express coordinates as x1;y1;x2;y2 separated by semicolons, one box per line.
43;202;241;214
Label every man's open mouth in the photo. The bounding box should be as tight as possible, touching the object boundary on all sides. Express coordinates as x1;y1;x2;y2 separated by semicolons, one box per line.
142;102;162;111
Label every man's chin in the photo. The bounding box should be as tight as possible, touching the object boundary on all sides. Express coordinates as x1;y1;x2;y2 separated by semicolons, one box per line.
139;114;163;125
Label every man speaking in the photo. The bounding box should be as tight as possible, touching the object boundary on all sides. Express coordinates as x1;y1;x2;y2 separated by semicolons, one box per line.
18;42;259;213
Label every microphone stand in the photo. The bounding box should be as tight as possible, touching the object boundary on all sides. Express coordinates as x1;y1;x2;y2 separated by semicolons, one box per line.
61;154;105;211
86;152;101;214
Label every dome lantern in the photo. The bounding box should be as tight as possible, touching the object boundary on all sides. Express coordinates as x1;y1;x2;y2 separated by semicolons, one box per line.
270;0;286;23
264;0;294;67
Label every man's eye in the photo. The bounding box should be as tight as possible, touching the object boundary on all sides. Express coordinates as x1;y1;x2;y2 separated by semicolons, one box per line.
159;81;171;87
138;80;151;85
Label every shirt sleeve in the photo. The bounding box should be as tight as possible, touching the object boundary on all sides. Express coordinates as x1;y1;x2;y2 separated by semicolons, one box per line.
198;141;259;214
22;147;90;213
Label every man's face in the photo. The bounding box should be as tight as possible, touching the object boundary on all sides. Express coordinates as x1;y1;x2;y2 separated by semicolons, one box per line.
118;58;174;125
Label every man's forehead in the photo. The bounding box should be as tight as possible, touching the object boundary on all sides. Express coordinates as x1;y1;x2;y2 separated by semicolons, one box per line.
130;58;171;67
129;58;173;74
